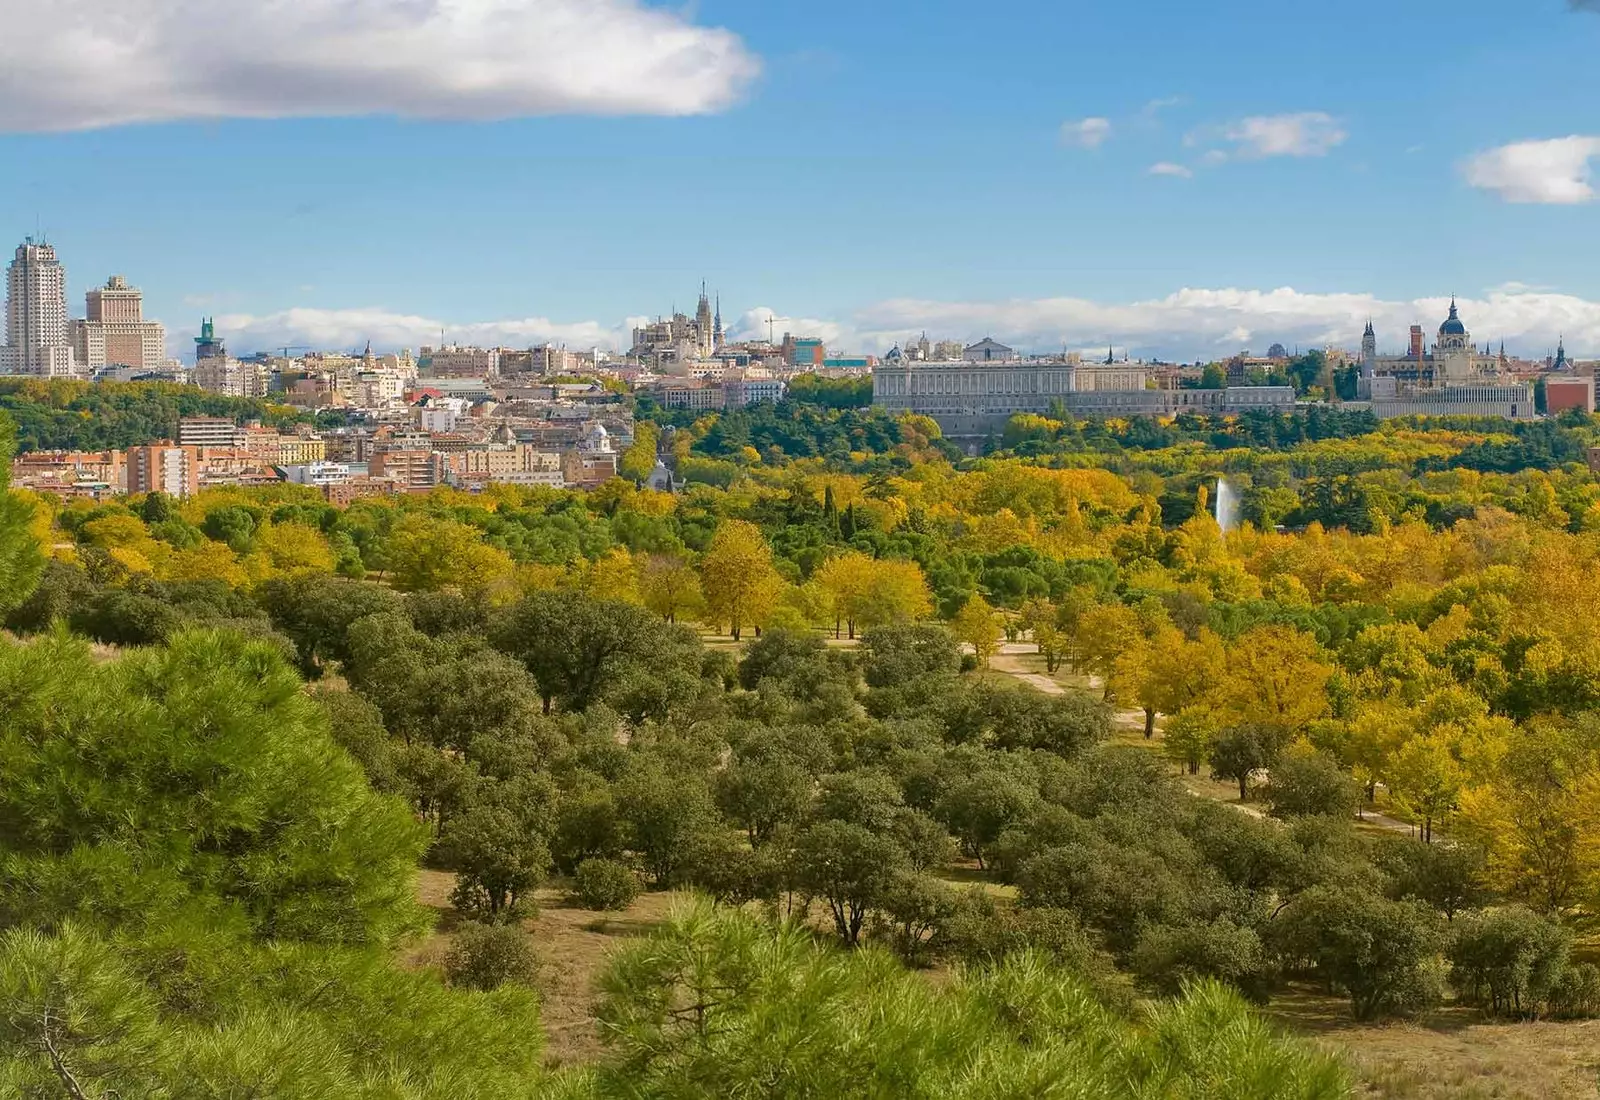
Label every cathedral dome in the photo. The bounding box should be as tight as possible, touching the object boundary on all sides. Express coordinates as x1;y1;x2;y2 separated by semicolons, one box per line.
1439;300;1467;337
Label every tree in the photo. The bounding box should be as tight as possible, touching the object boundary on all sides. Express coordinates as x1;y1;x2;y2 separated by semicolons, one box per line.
1218;626;1333;735
1019;598;1065;673
1374;836;1486;920
789;820;905;945
1265;746;1361;820
853;558;933;632
253;521;336;574
815;552;932;639
699;520;782;641
615;759;720;888
257;573;403;676
591;901;1350;1098
1163;707;1220;776
814;551;873;639
1273;886;1442;1020
1387;730;1465;843
1448;906;1574;1018
1210;726;1275;802
386;513;513;593
437;805;552;922
716;758;812;846
0;414;43;618
937;771;1037;870
492;590;679;713
952;594;1002;671
639;552;702;624
859;622;961;688
573;858;642;911
0;629;428;945
1073;602;1141;686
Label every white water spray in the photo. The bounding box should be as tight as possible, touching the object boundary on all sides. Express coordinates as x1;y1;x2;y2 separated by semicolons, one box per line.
1215;477;1240;534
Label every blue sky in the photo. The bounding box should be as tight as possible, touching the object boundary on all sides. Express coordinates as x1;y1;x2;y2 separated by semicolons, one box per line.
2;0;1599;360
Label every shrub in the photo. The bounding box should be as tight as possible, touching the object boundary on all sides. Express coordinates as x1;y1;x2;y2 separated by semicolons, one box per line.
1448;906;1574;1018
574;858;642;911
445;922;538;991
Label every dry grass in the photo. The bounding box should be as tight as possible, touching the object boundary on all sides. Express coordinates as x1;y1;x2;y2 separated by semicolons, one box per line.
1270;989;1600;1099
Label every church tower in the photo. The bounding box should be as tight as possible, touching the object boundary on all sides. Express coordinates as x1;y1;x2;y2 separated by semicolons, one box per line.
695;283;713;357
1361;320;1377;371
713;293;725;351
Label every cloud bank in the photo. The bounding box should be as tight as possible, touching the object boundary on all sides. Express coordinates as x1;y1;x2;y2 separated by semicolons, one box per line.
1463;137;1600;204
174;288;1600;364
173;307;625;359
851;287;1600;360
0;0;760;132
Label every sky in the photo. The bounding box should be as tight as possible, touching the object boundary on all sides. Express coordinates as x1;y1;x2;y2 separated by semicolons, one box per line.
2;0;1599;362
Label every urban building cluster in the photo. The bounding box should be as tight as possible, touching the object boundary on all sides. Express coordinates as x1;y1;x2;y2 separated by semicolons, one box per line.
1;239;168;378
10;395;639;503
4;235;1596;462
872;303;1596;438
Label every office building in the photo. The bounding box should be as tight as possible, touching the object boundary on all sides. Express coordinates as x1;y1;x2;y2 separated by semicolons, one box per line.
71;276;167;372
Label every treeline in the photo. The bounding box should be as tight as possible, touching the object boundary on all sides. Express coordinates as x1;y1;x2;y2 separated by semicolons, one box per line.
0;377;313;452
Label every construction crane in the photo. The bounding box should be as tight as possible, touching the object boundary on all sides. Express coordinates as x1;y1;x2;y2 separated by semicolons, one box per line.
279;345;311;358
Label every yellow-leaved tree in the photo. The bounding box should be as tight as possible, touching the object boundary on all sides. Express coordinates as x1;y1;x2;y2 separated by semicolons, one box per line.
700;520;781;641
386;514;514;593
952;594;1002;672
639;552;703;624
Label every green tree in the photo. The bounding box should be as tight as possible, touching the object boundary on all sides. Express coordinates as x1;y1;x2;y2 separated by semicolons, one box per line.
493;590;681;713
437;805;552;922
1273;886;1442;1020
0;629;427;945
0;413;43;619
789;820;906;945
1265;747;1361;819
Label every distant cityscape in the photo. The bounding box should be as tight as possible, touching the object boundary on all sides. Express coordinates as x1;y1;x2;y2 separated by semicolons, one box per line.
3;234;1596;502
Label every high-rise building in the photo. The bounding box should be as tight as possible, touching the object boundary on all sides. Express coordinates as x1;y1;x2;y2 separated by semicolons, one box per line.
1;238;78;377
71;275;167;372
127;444;199;498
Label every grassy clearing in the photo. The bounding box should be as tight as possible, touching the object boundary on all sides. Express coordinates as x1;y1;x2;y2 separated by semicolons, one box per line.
407;869;679;1068
1269;988;1600;1099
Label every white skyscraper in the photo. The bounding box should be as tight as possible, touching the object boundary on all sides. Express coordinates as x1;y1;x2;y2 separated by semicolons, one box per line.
2;238;78;378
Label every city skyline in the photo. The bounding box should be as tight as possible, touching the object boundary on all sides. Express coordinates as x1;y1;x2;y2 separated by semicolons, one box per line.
2;0;1599;359
6;239;1591;367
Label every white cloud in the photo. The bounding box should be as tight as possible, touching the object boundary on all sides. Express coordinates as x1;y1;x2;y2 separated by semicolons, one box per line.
1198;112;1347;161
1141;96;1186;119
848;287;1600;361
728;307;849;347
1061;117;1113;149
0;0;760;132
169;307;626;358
1462;136;1600;204
1148;162;1193;179
164;288;1600;365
